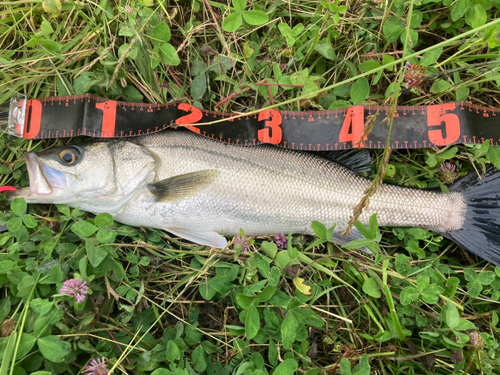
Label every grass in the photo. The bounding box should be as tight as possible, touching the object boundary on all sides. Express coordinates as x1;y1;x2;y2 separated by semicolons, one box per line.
2;0;500;374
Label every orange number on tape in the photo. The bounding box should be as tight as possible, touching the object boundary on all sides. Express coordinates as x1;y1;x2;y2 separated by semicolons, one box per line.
427;103;460;146
339;106;365;148
258;109;282;144
95;100;117;137
24;99;42;139
176;103;203;133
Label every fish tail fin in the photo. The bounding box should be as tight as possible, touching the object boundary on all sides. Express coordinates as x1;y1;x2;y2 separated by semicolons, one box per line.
445;166;500;265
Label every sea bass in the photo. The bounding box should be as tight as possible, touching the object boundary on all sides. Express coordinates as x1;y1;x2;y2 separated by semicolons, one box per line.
8;130;500;265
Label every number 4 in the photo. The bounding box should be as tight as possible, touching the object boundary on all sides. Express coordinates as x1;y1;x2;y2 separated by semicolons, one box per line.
339;106;365;148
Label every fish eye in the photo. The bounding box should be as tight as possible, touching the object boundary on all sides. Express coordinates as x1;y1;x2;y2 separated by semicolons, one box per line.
58;147;81;165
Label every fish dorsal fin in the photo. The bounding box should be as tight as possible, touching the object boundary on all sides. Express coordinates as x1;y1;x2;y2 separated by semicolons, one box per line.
167;227;227;248
314;150;372;174
148;169;219;202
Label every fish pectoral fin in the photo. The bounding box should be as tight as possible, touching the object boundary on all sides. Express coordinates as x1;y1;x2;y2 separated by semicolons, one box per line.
148;169;220;202
332;229;372;254
167;227;228;248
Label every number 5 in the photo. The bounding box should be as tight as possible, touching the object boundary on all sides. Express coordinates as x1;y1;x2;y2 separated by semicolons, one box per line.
427;103;460;146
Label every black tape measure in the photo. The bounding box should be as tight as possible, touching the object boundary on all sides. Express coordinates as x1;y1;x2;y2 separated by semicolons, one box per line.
5;93;500;150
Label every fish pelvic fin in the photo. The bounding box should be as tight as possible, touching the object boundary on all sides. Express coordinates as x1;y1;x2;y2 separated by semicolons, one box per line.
148;169;220;202
166;227;227;248
444;166;500;266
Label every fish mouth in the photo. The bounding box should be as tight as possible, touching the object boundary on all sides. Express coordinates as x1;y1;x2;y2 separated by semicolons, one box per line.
7;153;68;201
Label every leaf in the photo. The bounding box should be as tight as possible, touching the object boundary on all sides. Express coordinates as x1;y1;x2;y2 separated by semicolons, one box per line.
16;333;37;359
467;281;483;298
359;60;381;72
22;214;38;229
236;294;254;309
291;23;304;37
314;43;336;60
368;213;378;240
71;221;98;237
400;286;420;305
477;271;496;285
242;10;269;26
487;146;500;168
149;22;171;43
436;147;458;160
159;43;180;66
451;0;468;21
7;217;23;232
37;335;72;363
50;264;63;283
96;228;117;243
208;275;232;295
222;12;243;32
281;311;299;349
395;254;411;276
383;16;404;42
254;285;277;303
39;39;62;53
199;279;217;300
123;86;143;102
362;278;381;298
86;240;107;268
420;46;443;67
232;0;245;12
11;198;27;216
445;301;460;329
261;241;278;259
42;0;62;16
245;303;260;340
274;359;298;375
191;74;207;100
340;358;352;375
463;268;477;282
95;213;114;228
278;23;291;36
17;275;35;297
150;369;173;375
430;80;452;93
455;86;469;101
293;277;312;296
350;77;369;105
311;221;327;238
466;4;487;28
342;238;373;250
192;344;207;372
352;354;371;375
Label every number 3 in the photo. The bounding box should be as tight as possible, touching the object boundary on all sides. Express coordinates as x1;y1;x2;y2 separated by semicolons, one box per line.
258;109;282;144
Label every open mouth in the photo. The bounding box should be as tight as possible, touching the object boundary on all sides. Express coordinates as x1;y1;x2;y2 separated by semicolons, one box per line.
7;153;67;201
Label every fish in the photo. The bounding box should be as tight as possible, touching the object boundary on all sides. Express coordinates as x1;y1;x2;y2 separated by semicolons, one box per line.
7;129;500;265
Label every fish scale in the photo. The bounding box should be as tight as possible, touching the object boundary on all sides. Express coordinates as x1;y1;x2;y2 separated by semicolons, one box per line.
123;130;466;236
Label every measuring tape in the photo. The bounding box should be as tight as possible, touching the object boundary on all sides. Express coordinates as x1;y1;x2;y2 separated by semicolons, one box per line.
4;93;499;150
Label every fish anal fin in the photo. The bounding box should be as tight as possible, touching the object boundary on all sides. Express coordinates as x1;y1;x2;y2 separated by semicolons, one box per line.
167;227;227;248
315;150;372;174
332;229;372;254
148;169;219;202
